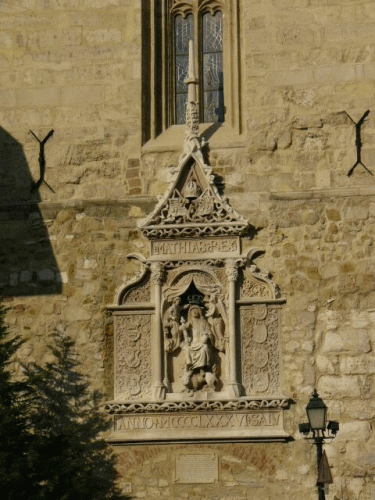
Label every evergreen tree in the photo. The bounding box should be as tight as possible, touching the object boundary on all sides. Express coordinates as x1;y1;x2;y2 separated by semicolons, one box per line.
26;330;125;500
0;302;33;499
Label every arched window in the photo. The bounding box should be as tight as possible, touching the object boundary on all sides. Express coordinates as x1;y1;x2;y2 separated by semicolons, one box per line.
174;13;195;124
174;9;224;124
141;0;241;143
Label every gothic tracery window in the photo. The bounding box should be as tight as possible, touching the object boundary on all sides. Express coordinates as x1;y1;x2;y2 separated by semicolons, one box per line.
173;3;224;125
142;0;241;143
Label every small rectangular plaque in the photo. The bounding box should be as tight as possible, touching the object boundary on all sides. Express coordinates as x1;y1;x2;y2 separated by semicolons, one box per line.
121;483;132;494
175;454;218;484
151;237;239;259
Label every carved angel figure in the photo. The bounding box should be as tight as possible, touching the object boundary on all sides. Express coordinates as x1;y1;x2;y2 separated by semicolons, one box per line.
163;297;182;352
205;292;226;352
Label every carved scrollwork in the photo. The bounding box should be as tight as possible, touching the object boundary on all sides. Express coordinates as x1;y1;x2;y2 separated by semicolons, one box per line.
121;275;151;304
149;186;248;230
115;315;152;400
164;259;226;271
106;398;289;414
241;305;280;396
143;224;248;239
240;268;280;300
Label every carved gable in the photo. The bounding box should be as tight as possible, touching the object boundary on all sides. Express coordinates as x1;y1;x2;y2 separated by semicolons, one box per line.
141;157;248;239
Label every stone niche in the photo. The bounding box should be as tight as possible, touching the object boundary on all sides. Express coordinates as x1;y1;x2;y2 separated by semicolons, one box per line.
106;149;289;443
106;79;289;443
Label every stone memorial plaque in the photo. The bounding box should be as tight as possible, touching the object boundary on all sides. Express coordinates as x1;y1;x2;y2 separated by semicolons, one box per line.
175;454;218;484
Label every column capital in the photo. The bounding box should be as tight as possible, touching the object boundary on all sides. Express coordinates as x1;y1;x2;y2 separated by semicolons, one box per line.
225;259;239;282
151;262;165;286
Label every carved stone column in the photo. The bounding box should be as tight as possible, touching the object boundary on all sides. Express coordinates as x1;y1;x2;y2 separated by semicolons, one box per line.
225;259;241;397
151;262;166;400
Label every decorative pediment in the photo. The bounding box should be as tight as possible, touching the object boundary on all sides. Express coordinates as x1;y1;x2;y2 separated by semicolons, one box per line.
141;157;248;239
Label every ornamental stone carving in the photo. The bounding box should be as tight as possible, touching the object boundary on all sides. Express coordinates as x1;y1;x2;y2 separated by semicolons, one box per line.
121;275;151;304
115;314;152;400
240;306;280;396
106;41;287;443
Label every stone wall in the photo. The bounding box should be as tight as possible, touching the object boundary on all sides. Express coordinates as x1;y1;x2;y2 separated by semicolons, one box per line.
1;1;375;499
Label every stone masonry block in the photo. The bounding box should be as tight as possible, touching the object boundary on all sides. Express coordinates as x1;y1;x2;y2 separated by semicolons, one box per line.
84;0;121;7
322;332;343;353
340;356;375;375
326;23;375;42
364;64;375;80
318;375;361;397
336;421;372;442
62;306;91;322
340;328;371;353
17;87;60;107
0;90;16;107
84;29;122;45
62;85;103;105
316;170;331;188
128;159;140;168
346;206;369;221
345;442;375;473
38;269;55;282
273;68;313;86
314;64;356;84
277;26;314;45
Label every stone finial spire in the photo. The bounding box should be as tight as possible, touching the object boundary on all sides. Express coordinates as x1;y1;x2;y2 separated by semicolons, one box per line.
184;40;200;141
186;40;198;104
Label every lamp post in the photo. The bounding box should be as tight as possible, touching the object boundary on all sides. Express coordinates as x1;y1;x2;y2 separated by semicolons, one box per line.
299;389;339;500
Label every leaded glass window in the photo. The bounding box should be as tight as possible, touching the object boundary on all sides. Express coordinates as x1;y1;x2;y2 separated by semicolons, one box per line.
175;14;194;125
202;11;224;123
174;9;224;125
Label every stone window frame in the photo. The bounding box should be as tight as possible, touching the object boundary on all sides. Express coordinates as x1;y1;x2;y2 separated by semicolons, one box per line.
141;0;242;145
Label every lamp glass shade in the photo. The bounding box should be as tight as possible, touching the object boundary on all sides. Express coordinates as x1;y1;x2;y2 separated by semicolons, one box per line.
306;390;327;431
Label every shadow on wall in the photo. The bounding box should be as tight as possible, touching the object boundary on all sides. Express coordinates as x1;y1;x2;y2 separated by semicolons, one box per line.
0;126;62;296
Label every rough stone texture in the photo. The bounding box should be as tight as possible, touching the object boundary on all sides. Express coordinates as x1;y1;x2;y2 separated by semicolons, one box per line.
1;1;375;499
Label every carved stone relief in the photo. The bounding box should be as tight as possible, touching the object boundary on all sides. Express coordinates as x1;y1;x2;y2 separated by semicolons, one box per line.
240;305;280;396
162;269;227;395
115;314;152;400
240;271;275;299
121;274;151;304
106;40;288;443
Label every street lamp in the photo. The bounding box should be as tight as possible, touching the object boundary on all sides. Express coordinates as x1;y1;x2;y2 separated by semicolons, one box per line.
299;389;339;500
306;390;327;432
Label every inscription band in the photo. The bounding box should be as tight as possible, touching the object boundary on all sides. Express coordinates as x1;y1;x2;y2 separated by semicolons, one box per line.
115;411;280;431
151;237;239;258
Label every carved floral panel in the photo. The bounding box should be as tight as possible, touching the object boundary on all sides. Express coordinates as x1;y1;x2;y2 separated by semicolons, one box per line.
115;314;152;400
240;305;280;396
121;274;151;304
240;272;274;299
